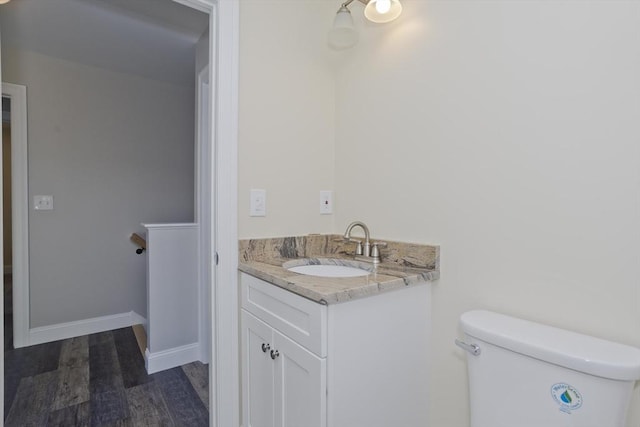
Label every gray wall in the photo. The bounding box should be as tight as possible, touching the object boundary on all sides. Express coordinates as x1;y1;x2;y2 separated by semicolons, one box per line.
195;27;209;77
2;47;194;327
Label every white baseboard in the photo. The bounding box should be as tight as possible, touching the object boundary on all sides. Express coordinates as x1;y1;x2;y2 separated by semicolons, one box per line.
145;342;201;374
28;311;147;346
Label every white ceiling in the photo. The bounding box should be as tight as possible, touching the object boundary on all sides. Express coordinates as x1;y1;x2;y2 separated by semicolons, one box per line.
0;0;208;86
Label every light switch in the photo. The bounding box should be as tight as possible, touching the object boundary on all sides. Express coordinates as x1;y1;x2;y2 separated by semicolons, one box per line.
34;195;54;211
250;189;266;217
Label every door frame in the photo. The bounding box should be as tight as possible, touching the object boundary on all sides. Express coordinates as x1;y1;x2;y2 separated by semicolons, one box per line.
173;1;239;426
1;83;30;350
196;65;211;364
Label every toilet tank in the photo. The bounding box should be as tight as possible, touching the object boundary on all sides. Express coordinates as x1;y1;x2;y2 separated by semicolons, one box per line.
459;310;640;427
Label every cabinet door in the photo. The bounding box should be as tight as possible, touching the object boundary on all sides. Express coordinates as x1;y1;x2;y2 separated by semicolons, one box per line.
273;330;326;427
242;311;275;427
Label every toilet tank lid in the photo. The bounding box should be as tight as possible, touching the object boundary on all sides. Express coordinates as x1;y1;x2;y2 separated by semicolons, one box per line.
460;310;640;381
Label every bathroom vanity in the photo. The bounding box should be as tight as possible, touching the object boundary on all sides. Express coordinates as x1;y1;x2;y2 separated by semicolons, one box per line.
238;235;439;427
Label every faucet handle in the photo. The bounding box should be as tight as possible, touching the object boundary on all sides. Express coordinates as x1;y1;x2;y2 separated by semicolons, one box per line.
370;242;387;263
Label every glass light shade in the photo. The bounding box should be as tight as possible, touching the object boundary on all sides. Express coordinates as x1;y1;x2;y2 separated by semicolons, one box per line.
364;0;402;23
328;7;359;50
0;0;11;4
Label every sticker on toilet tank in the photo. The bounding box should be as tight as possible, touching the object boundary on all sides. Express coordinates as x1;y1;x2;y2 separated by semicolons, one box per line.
551;383;583;414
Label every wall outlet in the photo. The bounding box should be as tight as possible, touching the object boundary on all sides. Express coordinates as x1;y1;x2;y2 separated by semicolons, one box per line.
34;195;54;211
320;190;333;215
250;189;266;217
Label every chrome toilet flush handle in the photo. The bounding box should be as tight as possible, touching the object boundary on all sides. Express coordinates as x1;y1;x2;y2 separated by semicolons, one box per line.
455;339;481;356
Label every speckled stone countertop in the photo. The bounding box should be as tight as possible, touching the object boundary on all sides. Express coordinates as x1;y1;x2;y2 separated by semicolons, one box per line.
238;234;440;304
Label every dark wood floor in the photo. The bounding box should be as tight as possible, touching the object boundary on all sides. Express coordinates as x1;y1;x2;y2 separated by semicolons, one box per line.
4;276;209;426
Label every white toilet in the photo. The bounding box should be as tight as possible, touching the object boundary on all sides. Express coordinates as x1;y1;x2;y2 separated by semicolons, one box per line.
458;310;640;427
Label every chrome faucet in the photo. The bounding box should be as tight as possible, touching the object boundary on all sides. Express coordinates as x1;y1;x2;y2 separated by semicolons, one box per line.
343;221;371;257
342;221;387;264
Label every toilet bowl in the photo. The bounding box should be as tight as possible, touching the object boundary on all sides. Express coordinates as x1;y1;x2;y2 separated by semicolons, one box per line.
458;310;640;427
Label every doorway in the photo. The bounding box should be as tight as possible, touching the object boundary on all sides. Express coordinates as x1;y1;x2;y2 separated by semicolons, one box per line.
0;83;28;353
0;0;240;424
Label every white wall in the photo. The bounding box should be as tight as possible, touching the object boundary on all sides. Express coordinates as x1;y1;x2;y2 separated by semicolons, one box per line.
238;0;336;239
2;48;194;327
332;1;640;426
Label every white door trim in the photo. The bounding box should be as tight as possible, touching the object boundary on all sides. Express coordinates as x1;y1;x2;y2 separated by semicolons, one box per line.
211;2;240;425
1;82;30;349
173;1;239;426
196;65;211;365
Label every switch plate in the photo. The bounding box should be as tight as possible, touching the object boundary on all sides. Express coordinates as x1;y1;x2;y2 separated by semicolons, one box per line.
34;195;54;211
250;189;266;217
320;190;333;215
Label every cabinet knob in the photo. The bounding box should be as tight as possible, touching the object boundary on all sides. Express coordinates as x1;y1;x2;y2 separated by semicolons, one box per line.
261;343;270;353
270;349;280;360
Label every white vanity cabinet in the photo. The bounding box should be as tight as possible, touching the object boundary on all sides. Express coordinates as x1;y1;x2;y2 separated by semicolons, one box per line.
242;311;326;427
240;272;431;427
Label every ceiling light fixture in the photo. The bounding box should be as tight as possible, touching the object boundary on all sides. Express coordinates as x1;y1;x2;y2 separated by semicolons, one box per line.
328;0;402;50
0;0;11;4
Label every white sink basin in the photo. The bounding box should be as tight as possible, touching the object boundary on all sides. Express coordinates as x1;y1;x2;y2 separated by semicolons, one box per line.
287;264;370;278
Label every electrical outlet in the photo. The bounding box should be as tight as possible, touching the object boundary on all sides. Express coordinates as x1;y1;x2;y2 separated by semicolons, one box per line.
320;190;333;215
34;195;54;211
250;189;266;217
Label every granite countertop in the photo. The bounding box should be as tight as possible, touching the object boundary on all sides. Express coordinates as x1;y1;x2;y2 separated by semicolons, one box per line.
238;234;440;304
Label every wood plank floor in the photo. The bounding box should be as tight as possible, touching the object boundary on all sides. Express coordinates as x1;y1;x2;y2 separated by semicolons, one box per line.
4;326;209;426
